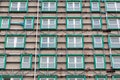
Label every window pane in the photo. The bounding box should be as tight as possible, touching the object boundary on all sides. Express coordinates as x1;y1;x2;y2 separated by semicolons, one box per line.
20;2;26;11
25;19;33;29
0;56;4;68
16;37;24;47
109;19;118;28
11;2;17;11
113;56;120;68
7;37;14;47
92;2;99;11
107;2;115;11
117;3;120;11
96;56;104;68
1;19;9;28
93;19;100;28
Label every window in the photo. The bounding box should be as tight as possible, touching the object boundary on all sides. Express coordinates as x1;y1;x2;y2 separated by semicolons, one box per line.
95;75;107;80
24;17;34;29
20;54;32;69
66;35;84;49
94;54;106;69
9;0;28;12
107;17;120;30
0;17;11;29
108;35;120;48
110;54;120;69
40;35;57;49
38;75;57;80
66;54;85;69
40;17;57;30
0;76;23;80
66;1;82;12
112;75;120;80
66;75;86;80
106;2;120;12
91;17;102;29
0;54;6;69
66;17;83;30
5;35;26;49
41;2;57;12
90;1;100;12
92;35;104;49
38;54;57;69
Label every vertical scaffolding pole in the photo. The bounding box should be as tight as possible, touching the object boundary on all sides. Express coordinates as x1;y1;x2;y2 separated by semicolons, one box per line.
34;0;39;80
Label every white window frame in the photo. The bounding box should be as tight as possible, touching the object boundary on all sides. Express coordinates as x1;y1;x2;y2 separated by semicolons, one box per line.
1;18;9;28
92;19;101;29
91;2;99;11
95;56;105;68
39;78;55;80
107;2;120;11
68;56;83;68
94;37;102;47
42;2;56;11
67;2;81;11
6;37;24;48
110;37;120;45
40;56;55;68
24;19;33;29
41;37;56;48
68;37;82;48
68;78;84;80
112;56;120;68
11;2;26;11
21;56;31;68
67;19;81;29
42;19;56;29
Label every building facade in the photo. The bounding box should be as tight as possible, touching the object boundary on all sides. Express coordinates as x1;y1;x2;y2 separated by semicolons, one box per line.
0;0;120;80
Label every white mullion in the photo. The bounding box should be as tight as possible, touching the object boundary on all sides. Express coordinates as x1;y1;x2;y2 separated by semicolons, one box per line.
48;2;50;11
73;2;75;10
14;37;17;47
18;2;20;11
47;57;49;68
48;37;49;47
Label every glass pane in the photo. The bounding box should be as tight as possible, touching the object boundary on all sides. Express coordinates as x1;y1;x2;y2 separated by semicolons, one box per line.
68;57;74;62
117;3;120;11
50;2;56;10
20;2;26;11
107;2;115;11
92;2;99;11
11;2;17;11
41;57;47;62
25;19;32;28
1;19;9;28
23;56;29;62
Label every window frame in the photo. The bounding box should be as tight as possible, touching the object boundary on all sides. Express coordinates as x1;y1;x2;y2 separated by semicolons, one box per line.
0;54;7;70
110;54;120;69
20;54;32;70
112;75;120;80
38;54;57;70
66;0;82;12
0;17;11;30
9;0;28;12
106;1;120;12
106;17;120;30
40;34;57;49
91;17;102;30
24;16;35;30
94;54;106;70
95;75;107;80
0;75;23;80
66;34;84;49
92;35;104;49
38;75;57;80
66;75;86;80
66;54;85;70
41;0;58;12
90;0;100;12
40;17;58;30
66;17;83;30
5;34;26;49
108;35;120;49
